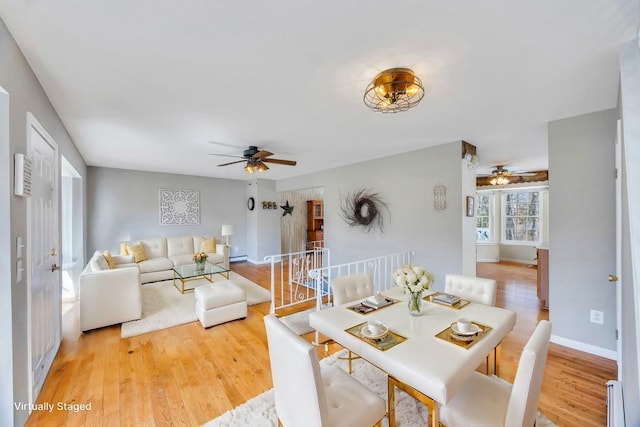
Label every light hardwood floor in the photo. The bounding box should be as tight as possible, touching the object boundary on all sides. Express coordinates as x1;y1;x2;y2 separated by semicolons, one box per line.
26;261;616;426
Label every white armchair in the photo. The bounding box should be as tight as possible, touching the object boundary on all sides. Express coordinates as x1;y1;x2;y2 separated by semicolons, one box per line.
264;315;385;427
439;320;552;427
444;274;498;306
79;251;142;331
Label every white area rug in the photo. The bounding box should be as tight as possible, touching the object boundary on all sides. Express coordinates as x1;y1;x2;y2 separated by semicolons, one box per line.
121;272;271;338
279;307;315;335
203;350;556;427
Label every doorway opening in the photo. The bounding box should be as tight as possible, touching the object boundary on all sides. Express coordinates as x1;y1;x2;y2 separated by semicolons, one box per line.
61;156;83;310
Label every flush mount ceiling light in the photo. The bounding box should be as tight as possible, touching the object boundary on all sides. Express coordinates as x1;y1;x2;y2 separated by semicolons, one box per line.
363;67;425;113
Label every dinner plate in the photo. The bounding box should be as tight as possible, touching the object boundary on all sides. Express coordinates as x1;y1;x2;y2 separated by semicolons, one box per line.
361;324;389;339
450;322;480;336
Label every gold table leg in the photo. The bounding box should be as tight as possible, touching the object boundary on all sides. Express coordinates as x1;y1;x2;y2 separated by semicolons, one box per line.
388;375;438;427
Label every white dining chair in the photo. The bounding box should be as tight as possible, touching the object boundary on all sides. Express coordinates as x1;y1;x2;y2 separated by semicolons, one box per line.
444;274;498;306
331;273;375;373
264;314;385;427
438;320;552;427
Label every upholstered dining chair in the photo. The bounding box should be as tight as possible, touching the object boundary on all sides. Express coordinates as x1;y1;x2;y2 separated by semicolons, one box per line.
444;274;498;306
438;320;552;427
264;314;385;427
331;273;375;373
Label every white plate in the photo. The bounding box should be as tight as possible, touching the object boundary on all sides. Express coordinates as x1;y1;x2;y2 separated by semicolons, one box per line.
450;322;480;336
361;324;389;339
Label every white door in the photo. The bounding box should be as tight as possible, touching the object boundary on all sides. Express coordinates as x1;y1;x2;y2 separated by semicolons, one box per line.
615;119;623;378
27;113;60;404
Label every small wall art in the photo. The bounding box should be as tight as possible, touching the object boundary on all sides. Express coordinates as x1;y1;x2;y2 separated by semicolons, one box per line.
339;188;389;233
159;189;200;225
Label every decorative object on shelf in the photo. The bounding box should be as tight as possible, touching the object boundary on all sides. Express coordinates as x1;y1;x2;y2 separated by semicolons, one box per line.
193;251;208;271
159;189;200;225
363;68;424;113
263;201;278;209
393;265;434;316
339;188;389;233
280;200;294;216
247;197;255;211
433;184;446;212
221;224;234;246
461;140;478;170
466;196;475;217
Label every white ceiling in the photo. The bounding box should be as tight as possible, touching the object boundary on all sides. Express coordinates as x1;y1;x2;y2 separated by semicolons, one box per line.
1;1;638;180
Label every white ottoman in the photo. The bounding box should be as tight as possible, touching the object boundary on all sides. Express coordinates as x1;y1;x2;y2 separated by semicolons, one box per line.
195;281;247;328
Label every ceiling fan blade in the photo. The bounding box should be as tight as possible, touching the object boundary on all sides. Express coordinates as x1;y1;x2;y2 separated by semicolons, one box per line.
253;150;273;159
262;158;297;166
217;160;246;167
210;153;244;159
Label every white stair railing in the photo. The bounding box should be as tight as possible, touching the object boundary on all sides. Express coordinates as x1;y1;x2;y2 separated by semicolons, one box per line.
264;247;331;314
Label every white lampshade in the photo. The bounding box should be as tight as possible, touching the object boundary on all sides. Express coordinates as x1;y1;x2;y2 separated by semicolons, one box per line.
221;225;234;236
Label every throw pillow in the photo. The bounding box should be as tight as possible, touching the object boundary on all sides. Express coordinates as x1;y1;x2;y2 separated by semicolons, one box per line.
127;242;148;263
102;250;116;269
200;237;216;253
90;253;109;271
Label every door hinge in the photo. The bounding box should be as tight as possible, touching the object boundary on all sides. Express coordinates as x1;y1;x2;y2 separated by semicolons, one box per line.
615;168;618;179
616;329;619;340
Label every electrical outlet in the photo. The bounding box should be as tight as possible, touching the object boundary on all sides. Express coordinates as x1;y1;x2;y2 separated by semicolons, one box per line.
590;310;604;325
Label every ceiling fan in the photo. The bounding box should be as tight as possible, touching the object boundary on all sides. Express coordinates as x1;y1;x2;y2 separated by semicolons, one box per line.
477;165;548;186
210;145;297;174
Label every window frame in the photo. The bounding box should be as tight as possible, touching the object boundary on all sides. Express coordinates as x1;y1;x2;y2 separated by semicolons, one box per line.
500;190;543;245
475;191;496;244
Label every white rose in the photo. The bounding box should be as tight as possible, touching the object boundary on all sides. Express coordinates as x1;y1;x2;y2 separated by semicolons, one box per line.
395;275;406;287
412;266;424;276
406;271;417;284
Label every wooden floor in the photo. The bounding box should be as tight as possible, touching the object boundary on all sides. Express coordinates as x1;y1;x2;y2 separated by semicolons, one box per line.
26;261;616;426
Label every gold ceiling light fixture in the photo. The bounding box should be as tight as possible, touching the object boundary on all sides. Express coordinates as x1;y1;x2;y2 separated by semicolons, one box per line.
363;67;425;113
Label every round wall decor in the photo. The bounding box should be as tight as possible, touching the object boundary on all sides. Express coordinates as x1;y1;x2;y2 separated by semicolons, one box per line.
247;197;255;211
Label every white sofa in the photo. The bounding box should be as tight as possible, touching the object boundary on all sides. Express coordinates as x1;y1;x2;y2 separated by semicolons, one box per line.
120;236;230;284
79;235;229;331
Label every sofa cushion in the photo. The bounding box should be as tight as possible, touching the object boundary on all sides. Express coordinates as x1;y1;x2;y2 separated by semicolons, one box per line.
140;238;167;259
90;252;109;271
167;236;195;257
115;263;138;270
170;254;195;267
199;237;216;253
127;242;149;263
137;257;174;274
103;250;116;269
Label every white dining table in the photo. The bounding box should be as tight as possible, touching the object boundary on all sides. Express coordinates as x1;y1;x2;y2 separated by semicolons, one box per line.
308;287;517;427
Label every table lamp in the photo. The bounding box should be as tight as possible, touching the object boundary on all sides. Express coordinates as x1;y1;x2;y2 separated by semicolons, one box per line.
221;224;234;246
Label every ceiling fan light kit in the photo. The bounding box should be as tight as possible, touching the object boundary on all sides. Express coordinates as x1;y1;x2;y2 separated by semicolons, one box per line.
363;68;425;113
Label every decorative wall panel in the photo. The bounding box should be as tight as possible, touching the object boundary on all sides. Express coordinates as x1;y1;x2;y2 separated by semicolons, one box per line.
159;189;200;225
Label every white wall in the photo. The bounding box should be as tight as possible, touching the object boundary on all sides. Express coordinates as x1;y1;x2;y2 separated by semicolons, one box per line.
277;141;472;289
548;108;618;354
0;18;87;425
87;167;247;258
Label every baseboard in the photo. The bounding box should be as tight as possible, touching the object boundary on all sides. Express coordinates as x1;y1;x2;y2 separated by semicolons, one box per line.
550;334;617;360
230;256;247;263
499;257;537;265
246;258;270;265
477;258;499;263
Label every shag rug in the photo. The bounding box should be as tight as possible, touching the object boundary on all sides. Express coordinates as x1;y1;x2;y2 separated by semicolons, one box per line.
279;307;316;335
121;272;271;338
203;350;557;427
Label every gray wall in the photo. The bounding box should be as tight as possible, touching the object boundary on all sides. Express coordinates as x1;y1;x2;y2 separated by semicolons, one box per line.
245;178;281;263
87;167;247;258
277;141;472;289
548;109;618;353
619;39;640;427
0;18;87;426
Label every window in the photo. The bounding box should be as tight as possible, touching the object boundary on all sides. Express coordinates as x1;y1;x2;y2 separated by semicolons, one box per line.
502;191;541;243
476;193;493;242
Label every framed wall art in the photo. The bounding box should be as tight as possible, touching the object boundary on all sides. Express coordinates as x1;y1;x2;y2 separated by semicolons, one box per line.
466;196;475;217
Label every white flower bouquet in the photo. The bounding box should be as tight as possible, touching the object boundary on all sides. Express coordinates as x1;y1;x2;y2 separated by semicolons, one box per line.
393;265;434;294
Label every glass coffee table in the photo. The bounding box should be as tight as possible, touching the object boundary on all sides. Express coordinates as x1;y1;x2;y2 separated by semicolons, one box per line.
172;262;230;294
